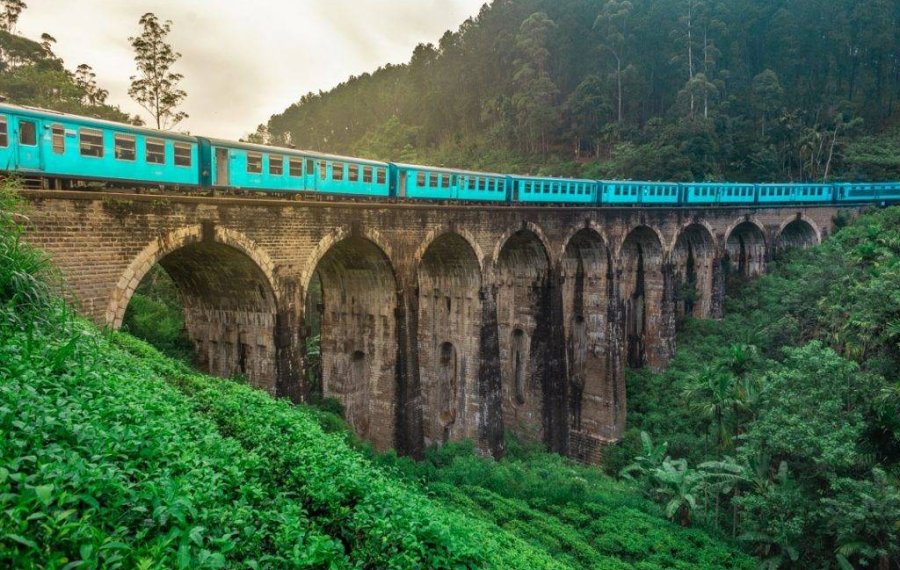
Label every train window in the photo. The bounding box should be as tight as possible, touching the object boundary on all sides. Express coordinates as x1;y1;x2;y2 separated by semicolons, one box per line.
146;138;165;164
376;168;386;185
0;115;7;147
19;120;37;146
51;124;65;154
348;164;359;182
362;166;373;183
416;171;426;186
306;159;314;176
476;178;484;191
269;154;283;175
247;152;262;173
319;161;327;180
173;143;191;167
114;134;136;161
441;175;450;188
288;158;303;177
79;128;103;157
332;162;344;181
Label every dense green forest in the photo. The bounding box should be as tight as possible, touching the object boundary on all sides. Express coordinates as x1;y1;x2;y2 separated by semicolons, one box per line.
0;184;755;568
261;0;900;182
608;208;900;568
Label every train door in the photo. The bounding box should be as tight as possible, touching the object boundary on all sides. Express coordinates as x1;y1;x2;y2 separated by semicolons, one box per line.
398;170;407;198
16;118;41;171
215;147;229;186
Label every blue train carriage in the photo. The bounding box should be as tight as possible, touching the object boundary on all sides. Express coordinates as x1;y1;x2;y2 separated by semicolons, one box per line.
600;180;679;205
204;139;390;197
0;103;200;186
682;182;753;205
511;174;596;204
392;163;509;202
757;183;832;204
836;181;900;203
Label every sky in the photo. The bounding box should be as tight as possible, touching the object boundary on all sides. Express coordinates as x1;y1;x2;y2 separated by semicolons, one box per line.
18;0;486;139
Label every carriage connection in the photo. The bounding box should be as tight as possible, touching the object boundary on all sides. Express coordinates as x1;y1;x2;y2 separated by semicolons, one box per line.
1;103;898;206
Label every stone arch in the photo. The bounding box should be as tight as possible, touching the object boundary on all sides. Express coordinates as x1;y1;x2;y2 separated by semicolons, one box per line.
619;225;671;371
108;225;280;391
670;223;718;319
558;221;612;265
775;216;819;254
311;234;398;451
414;226;487;277
416;232;483;446
724;220;768;278
561;227;619;445
300;225;396;308
494;228;552;444
491;221;554;277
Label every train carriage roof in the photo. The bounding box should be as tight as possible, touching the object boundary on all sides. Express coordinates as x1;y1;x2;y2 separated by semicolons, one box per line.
391;162;507;178
512;174;597;184
204;137;390;167
0;102;198;143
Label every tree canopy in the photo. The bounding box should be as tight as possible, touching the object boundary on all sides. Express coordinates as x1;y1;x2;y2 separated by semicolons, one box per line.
262;0;900;182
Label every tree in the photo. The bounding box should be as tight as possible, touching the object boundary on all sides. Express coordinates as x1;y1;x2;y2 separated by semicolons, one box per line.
751;69;783;138
512;12;559;155
565;75;610;157
243;123;270;145
594;0;632;124
0;0;26;33
128;12;187;130
74;63;108;106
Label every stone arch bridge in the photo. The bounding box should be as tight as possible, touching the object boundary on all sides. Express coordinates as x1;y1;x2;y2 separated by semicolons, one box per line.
20;190;842;461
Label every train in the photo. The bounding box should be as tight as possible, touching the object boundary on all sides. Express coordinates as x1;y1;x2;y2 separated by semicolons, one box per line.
1;102;898;206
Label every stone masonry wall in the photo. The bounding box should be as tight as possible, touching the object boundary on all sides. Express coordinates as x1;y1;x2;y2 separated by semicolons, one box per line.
20;189;844;458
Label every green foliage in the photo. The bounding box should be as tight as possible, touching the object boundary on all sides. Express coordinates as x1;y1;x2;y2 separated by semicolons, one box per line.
121;265;194;364
618;207;900;568
376;439;755;569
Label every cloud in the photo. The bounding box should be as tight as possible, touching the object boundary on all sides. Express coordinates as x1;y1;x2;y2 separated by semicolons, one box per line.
17;0;484;139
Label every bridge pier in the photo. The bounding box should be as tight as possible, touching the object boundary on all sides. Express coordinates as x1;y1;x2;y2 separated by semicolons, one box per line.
18;190;843;463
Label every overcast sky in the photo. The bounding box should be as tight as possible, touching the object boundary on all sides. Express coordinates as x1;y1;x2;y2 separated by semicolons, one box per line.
18;0;486;139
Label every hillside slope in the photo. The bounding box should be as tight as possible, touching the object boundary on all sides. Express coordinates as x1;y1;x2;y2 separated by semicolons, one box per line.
262;0;900;182
0;186;752;568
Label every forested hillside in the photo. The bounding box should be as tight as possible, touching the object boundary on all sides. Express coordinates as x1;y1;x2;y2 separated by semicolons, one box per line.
610;207;900;569
262;0;900;181
0;33;134;123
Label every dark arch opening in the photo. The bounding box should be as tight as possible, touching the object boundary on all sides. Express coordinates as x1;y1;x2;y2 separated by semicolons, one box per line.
621;226;665;370
672;224;717;320
511;329;527;406
725;222;767;281
496;229;551;443
307;236;398;450
122;241;278;390
776;219;817;256
417;233;482;446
